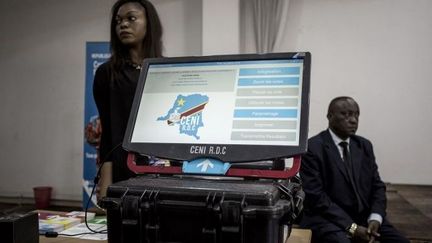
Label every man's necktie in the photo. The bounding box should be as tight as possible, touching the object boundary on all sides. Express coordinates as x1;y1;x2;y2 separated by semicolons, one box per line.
339;142;350;165
339;141;363;212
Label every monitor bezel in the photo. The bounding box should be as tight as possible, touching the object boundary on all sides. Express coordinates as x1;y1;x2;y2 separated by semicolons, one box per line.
123;52;311;162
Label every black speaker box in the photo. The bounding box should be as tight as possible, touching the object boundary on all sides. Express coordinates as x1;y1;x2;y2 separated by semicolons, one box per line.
0;211;39;243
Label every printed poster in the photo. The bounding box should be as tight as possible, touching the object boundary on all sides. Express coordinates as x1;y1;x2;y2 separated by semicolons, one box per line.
83;42;110;208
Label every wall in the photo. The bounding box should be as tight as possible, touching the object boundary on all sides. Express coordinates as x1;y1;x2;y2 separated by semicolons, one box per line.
202;0;239;55
154;0;202;56
277;0;432;184
0;0;112;200
0;0;202;200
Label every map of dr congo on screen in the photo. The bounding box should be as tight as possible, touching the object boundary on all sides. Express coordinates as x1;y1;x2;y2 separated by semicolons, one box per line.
157;94;209;139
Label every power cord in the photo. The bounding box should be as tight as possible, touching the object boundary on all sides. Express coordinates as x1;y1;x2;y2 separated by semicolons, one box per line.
41;142;122;238
42;231;101;237
83;142;123;234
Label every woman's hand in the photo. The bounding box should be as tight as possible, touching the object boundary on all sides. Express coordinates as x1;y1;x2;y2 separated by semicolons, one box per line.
97;161;113;202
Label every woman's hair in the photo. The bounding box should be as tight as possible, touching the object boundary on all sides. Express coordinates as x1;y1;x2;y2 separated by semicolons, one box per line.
109;0;163;77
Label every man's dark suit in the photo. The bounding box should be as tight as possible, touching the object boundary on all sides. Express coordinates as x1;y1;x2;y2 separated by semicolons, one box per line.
300;130;407;242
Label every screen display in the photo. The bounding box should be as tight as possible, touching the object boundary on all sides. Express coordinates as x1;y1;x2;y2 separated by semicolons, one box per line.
131;59;304;146
124;53;310;162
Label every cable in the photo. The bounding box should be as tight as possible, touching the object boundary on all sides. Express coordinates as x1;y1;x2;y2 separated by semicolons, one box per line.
38;144;123;238
40;168;110;238
84;175;107;234
83;142;123;234
93;142;123;190
82;143;164;235
42;231;101;238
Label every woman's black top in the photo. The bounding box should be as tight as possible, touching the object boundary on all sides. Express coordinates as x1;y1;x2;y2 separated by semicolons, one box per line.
93;61;141;182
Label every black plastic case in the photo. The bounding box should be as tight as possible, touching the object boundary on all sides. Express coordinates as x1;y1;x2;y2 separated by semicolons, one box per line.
101;175;303;243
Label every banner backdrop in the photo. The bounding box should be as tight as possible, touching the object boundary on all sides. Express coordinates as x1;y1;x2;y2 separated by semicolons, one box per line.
83;42;110;208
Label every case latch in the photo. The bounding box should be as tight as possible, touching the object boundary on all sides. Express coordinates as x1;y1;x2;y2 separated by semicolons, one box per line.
120;195;140;243
140;190;160;243
219;195;246;243
202;192;218;243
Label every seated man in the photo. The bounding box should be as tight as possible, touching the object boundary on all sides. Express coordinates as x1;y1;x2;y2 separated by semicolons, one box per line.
300;96;409;243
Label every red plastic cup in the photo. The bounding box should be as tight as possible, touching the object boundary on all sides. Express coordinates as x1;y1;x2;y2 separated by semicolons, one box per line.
33;186;52;209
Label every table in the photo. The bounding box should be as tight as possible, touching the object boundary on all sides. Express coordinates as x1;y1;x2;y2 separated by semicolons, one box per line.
40;228;311;243
40;236;107;243
286;228;312;243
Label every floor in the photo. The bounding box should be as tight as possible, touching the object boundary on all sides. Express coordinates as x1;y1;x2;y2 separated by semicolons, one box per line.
386;184;432;243
1;184;431;242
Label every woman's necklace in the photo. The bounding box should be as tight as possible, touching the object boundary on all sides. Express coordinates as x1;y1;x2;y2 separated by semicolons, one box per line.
127;60;142;70
132;63;142;70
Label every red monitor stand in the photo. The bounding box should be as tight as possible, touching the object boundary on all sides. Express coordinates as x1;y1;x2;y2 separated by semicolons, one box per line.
127;153;301;179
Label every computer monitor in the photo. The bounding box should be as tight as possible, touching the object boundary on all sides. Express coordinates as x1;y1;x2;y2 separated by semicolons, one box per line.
123;52;310;162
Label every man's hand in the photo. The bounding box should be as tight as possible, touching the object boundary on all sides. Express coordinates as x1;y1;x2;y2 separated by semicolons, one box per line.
367;220;381;243
352;225;370;242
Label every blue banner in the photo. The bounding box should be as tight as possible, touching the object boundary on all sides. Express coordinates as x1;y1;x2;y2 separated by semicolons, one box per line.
83;42;110;208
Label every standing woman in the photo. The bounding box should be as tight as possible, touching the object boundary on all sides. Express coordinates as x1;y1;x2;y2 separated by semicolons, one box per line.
93;0;163;196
